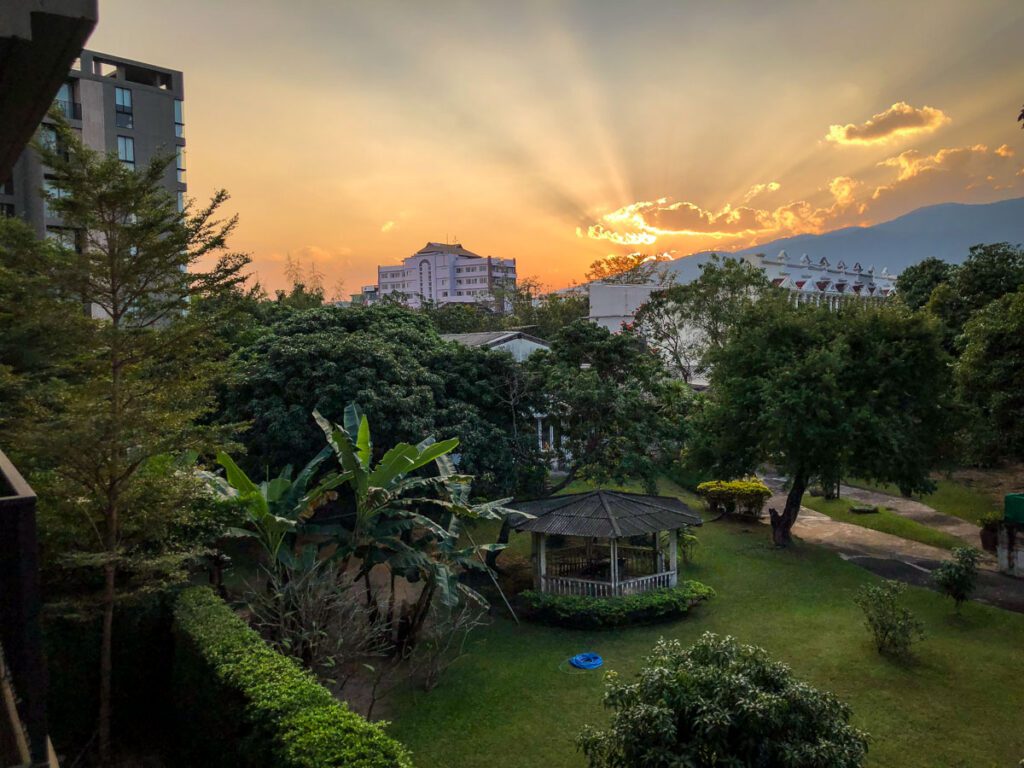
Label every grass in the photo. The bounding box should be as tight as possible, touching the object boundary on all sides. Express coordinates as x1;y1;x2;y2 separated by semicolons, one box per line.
802;495;965;550
849;477;1000;526
387;479;1024;768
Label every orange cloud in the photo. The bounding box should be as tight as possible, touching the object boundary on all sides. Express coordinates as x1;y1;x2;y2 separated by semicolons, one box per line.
826;101;950;146
381;220;396;233
742;181;781;202
996;144;1015;158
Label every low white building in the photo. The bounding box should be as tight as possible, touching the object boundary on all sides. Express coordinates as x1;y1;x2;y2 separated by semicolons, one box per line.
587;282;658;332
373;242;517;309
745;251;897;305
440;330;550;362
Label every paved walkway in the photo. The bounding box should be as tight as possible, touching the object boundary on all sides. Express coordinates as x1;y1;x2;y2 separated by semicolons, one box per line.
757;478;1024;613
839;484;982;549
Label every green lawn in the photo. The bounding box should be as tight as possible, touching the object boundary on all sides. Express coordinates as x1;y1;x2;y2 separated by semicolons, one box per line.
803;495;965;550
387;482;1024;768
849;477;1000;526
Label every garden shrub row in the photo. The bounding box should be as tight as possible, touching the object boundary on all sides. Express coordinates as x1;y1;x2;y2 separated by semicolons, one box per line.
697;478;772;518
517;582;715;629
172;586;412;768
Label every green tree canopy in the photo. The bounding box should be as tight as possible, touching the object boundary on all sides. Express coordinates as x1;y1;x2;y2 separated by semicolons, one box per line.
690;295;949;545
528;319;690;493
220;303;545;498
956;288;1024;462
895;256;957;311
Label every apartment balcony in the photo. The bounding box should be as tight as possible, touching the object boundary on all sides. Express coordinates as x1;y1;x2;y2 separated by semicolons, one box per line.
52;99;81;120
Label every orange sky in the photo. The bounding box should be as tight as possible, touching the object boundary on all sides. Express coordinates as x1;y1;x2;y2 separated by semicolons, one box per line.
90;0;1024;294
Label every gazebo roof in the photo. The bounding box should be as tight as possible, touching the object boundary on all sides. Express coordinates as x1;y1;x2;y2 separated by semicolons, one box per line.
512;490;703;538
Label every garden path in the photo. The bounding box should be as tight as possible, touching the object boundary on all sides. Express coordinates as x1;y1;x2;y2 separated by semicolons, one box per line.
755;478;1024;613
838;483;982;549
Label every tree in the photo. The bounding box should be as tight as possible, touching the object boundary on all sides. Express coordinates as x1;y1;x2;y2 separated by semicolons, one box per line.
220;304;545;499
690;296;949;546
578;633;868;768
493;276;590;339
632;255;769;380
925;243;1024;348
956;288;1024;462
896;256;956;311
528;319;690;494
21;118;248;764
586;251;671;284
932;547;982;611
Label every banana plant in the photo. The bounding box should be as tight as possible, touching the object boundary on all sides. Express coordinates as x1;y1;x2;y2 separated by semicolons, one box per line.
199;446;348;570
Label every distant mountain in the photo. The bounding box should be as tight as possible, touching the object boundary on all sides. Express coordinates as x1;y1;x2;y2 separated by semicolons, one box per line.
664;197;1024;282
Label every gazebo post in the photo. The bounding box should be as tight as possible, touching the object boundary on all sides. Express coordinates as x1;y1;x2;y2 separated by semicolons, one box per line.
610;538;619;596
668;528;678;586
536;532;547;592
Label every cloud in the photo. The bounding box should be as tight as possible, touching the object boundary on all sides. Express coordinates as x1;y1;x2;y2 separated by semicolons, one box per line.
381;220;396;233
996;144;1015;158
826;102;950;146
742;181;781;202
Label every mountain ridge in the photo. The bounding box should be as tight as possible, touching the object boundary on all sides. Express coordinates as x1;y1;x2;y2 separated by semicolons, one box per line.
663;196;1024;282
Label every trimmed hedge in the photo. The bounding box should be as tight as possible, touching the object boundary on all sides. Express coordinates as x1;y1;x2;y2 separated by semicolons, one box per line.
172;587;412;768
697;478;771;518
517;582;714;629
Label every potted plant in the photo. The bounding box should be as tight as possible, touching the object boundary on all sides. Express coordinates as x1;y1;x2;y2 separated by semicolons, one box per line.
979;511;1003;552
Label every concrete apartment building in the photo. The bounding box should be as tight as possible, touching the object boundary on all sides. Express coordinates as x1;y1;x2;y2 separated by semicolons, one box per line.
1;49;186;245
374;241;517;309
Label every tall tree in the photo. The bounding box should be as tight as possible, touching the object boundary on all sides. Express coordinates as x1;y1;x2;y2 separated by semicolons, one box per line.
632;255;769;380
956;288;1024;463
528;319;690;494
586;251;671;284
690;296;949;546
21;119;248;764
895;256;956;311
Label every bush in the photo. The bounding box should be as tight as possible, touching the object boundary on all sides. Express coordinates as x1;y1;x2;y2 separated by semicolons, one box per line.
980;511;1004;531
697;478;771;517
517;582;714;629
854;580;924;657
578;633;869;768
932;547;982;611
172;587;412;768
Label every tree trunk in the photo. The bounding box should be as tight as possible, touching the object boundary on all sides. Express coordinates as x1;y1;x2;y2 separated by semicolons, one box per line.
546;465;577;496
769;472;806;547
98;559;115;765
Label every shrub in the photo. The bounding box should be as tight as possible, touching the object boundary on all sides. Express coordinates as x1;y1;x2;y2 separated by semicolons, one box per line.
697;478;771;517
854;580;924;657
578;633;869;768
517;582;714;629
172;587;412;768
980;511;1004;531
932;547;982;611
850;504;879;514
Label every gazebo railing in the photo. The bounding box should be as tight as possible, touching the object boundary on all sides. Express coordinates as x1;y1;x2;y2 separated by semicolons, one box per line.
546;544;661;580
541;570;677;597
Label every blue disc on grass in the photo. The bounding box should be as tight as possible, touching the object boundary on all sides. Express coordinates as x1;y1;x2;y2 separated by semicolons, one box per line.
569;652;603;670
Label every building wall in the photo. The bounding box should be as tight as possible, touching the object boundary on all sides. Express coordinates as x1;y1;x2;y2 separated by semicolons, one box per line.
375;243;516;308
587;282;658;332
490;336;549;362
0;49;185;239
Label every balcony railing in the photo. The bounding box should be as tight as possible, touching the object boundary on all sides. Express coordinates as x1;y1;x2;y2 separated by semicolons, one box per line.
0;449;50;766
53;99;82;120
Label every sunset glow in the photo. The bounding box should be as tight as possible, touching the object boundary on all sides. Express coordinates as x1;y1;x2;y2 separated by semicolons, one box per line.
88;0;1024;293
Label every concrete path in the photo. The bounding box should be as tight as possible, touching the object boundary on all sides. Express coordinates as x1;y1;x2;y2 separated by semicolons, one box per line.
839;483;983;550
757;481;1024;613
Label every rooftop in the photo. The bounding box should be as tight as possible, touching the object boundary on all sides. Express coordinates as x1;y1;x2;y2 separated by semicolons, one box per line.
512;490;703;538
415;242;483;259
440;330;550;349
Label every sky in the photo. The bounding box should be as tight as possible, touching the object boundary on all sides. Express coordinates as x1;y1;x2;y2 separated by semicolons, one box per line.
90;0;1024;294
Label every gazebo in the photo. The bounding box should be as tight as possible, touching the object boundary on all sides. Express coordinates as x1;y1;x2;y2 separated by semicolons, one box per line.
512;490;703;597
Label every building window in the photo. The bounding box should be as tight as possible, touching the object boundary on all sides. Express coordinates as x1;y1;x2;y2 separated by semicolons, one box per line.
54;81;81;119
117;136;135;169
177;191;185;213
0;203;14;218
174;100;185;137
176;146;186;183
115;87;133;128
46;226;79;250
43;177;67;218
0;178;12;196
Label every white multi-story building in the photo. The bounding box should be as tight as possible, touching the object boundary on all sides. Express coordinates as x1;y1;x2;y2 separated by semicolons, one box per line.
746;250;897;306
374;242;516;309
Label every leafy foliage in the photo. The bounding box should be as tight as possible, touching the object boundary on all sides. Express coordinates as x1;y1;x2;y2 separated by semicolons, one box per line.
896;256;957;312
219;303;545;498
518;583;713;629
172;587;413;768
956;288;1024;462
696;478;772;517
528;319;691;492
932;547;982;611
632;255;769;380
586;252;671;285
689;295;950;545
854;580;924;658
578;632;869;768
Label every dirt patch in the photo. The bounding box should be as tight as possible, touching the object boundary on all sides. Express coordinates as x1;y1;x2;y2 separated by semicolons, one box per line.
945;464;1024;505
